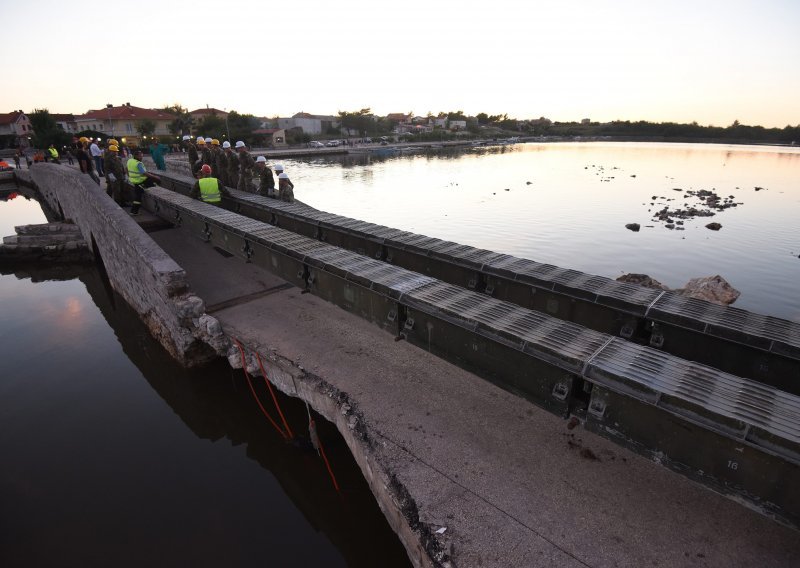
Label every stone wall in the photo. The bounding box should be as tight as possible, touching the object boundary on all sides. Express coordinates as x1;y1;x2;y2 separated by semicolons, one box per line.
15;165;219;366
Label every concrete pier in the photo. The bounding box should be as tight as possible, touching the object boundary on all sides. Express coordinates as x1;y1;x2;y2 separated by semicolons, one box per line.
150;225;800;568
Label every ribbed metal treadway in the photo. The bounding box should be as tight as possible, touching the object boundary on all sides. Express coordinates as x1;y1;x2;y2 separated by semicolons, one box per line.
146;184;800;456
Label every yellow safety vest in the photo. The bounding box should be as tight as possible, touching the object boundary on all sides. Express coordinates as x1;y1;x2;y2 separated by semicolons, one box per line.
127;158;147;185
48;147;59;158
198;177;222;203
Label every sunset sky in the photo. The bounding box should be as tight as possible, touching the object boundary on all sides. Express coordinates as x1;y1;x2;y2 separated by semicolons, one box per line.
3;0;798;128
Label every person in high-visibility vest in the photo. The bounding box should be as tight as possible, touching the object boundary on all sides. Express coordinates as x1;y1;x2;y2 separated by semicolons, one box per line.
47;144;61;164
126;149;161;216
190;164;230;205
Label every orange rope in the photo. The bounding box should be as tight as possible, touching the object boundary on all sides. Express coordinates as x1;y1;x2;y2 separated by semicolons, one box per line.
234;339;288;439
256;351;294;439
306;403;340;493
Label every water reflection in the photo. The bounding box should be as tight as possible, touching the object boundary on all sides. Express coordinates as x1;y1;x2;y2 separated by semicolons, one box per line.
282;142;800;320
0;263;411;568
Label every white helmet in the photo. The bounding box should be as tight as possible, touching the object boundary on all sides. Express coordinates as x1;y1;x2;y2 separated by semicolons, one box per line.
235;140;246;149
196;135;203;142
274;163;284;171
255;156;267;163
182;135;191;141
278;172;289;179
222;141;231;149
204;137;212;143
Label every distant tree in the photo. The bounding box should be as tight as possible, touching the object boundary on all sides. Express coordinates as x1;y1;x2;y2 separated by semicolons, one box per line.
163;103;193;136
338;108;376;136
196;112;226;140
29;109;71;149
136;119;157;140
226;111;260;143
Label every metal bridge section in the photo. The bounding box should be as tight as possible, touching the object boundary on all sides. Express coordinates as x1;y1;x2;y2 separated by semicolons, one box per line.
142;185;800;526
156;172;800;395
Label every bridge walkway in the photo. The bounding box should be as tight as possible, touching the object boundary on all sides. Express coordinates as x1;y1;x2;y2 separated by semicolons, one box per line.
146;203;800;568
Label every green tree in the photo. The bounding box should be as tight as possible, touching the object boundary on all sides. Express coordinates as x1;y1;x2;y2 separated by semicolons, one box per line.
196;113;226;140
162;103;193;136
136;119;157;140
226;111;260;143
29;109;71;149
338;108;376;136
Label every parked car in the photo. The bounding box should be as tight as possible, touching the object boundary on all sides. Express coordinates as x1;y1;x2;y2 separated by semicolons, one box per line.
363;137;372;143
326;140;341;147
308;141;325;148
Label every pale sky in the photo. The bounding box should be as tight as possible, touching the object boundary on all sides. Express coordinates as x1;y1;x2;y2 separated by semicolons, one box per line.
3;0;799;127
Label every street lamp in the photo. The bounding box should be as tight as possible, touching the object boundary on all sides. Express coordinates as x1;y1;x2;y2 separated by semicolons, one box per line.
106;103;114;138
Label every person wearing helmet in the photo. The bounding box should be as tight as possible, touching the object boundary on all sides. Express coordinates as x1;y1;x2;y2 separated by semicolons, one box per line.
183;134;199;174
198;137;213;174
103;140;119;197
190;163;230;205
209;139;223;180
127;149;161;215
193;137;208;176
278;171;294;203
235;141;255;193
105;144;126;206
224;141;239;189
214;140;229;187
47;144;61;164
254;155;275;197
75;138;94;178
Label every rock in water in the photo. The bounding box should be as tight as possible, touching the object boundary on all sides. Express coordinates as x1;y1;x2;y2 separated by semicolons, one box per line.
677;275;740;305
705;222;722;231
616;273;669;290
625;223;641;232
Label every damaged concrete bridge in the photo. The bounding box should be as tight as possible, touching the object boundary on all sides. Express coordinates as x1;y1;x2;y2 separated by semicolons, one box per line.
9;164;800;568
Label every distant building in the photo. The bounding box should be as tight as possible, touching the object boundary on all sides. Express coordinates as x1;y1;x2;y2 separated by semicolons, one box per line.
252;128;287;147
581;118;591;125
0;110;33;147
449;120;467;131
386;113;411;123
51;114;78;134
189;107;229;125
73;103;177;146
277;112;339;135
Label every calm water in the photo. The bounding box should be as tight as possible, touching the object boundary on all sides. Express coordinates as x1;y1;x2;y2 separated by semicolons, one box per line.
0;189;411;566
281;142;800;321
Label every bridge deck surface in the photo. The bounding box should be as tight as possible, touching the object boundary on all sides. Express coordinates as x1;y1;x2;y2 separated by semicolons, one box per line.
149;224;799;568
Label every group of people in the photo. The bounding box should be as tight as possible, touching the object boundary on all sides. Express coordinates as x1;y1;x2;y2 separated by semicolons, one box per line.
182;135;294;204
71;135;160;215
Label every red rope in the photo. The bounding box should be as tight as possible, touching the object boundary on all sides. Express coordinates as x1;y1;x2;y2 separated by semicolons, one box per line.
234;339;288;439
256;351;294;439
310;417;340;492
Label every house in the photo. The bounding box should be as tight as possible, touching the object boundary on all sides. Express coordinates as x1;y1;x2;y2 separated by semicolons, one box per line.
386;113;411;124
189;107;229;122
252;128;287;147
0;111;33;147
51;114;78;134
449;120;467;131
276;112;338;135
73;103;177;146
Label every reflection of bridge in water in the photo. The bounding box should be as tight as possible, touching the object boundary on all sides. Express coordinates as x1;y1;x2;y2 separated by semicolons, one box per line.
14;164;800;567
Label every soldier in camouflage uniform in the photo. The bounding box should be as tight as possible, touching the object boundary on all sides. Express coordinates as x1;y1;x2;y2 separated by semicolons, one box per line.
200;137;213;171
236;141;256;193
105;144;127;206
278;172;295;203
254;156;276;197
103;139;119;197
184;135;199;176
216;140;229;187
225;142;239;189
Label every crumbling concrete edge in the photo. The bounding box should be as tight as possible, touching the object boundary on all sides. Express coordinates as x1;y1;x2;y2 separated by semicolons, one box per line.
15;166;218;367
218;327;452;568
